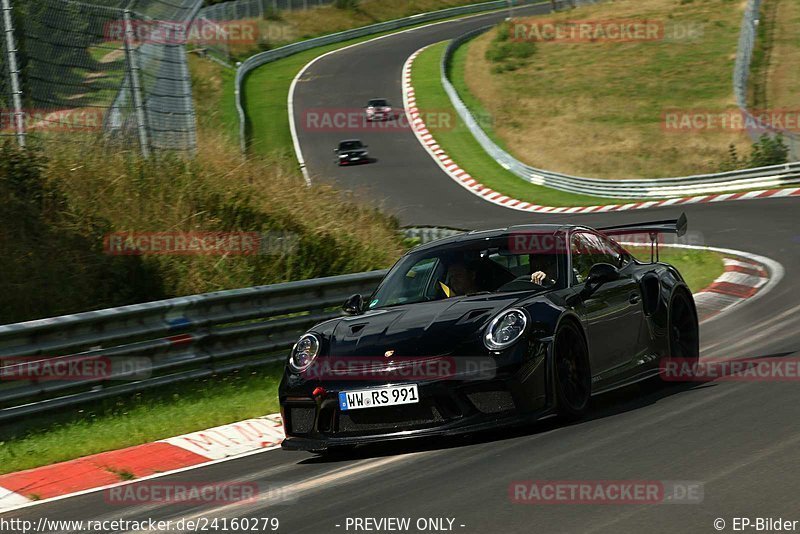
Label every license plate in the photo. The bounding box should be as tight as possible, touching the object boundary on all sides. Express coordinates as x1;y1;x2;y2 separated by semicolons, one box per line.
338;384;419;411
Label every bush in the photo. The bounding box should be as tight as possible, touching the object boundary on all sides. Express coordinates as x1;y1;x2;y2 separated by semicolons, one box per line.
485;22;536;71
719;134;790;171
0;141;164;324
750;134;789;167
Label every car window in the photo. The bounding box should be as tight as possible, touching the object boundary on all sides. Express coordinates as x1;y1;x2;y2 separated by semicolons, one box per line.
339;141;362;150
570;232;618;284
369;99;388;107
596;232;632;267
367;236;566;309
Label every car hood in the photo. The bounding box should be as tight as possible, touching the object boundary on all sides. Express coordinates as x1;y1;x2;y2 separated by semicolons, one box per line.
323;294;528;358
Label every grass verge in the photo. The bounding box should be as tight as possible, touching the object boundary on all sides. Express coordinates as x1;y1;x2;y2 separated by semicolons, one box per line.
628;247;725;294
0;367;282;476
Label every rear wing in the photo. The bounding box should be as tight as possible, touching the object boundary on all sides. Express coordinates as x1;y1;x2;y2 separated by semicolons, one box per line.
598;212;687;238
597;213;687;262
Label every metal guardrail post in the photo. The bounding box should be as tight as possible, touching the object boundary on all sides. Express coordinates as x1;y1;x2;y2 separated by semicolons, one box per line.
1;0;25;148
122;9;151;158
0;269;390;422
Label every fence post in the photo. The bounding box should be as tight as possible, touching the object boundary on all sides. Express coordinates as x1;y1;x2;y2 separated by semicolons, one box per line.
1;0;25;148
122;9;150;158
177;45;197;156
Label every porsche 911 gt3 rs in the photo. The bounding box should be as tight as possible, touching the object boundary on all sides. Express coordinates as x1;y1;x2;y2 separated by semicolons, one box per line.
279;215;699;453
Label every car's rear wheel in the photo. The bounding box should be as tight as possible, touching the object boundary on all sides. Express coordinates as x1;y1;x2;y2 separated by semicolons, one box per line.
553;321;591;419
669;290;699;362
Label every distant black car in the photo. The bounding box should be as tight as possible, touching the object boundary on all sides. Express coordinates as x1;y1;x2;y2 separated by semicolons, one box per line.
279;215;699;453
366;98;393;121
335;139;369;166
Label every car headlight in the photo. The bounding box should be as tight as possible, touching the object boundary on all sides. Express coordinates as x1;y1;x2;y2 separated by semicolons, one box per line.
338;154;347;158
289;333;320;372
484;308;528;351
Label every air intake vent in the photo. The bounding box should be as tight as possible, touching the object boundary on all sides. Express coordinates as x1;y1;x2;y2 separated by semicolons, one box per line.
349;323;367;335
460;309;491;323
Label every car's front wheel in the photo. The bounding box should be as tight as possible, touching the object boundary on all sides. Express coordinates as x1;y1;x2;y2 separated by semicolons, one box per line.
553;321;592;419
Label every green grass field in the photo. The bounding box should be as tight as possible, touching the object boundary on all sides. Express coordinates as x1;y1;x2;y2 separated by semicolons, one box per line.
0;367;282;476
628;247;725;295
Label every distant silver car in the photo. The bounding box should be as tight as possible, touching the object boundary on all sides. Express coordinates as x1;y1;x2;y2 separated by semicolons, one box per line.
366;98;392;122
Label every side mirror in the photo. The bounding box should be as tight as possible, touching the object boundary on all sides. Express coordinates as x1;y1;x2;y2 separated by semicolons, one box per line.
586;263;620;286
342;294;364;315
334;148;339;153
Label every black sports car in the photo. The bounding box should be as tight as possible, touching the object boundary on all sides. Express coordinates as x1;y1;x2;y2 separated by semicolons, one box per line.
279;216;699;453
335;139;369;165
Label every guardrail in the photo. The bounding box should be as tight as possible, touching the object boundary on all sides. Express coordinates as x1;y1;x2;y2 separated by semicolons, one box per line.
440;23;800;199
235;0;550;154
0;270;387;422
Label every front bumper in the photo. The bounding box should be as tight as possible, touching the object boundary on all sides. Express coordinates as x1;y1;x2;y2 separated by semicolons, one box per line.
366;111;391;121
279;343;552;451
338;154;368;165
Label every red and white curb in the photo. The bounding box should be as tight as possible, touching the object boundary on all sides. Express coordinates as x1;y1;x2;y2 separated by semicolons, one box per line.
654;244;782;324
0;249;781;513
694;258;770;322
0;414;285;512
402;46;800;213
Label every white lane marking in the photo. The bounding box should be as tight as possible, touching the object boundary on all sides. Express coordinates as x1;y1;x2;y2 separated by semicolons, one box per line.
702;301;800;358
120;454;427;533
0;487;30;508
773;187;800;197
725;258;763;270
162;415;284;460
714;271;766;288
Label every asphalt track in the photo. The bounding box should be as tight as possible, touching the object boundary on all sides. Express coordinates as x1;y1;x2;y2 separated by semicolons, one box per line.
5;5;800;533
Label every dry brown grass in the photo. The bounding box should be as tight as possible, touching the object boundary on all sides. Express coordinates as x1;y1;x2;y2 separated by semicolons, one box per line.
223;0;484;57
763;0;800;110
45;133;404;297
0;131;404;323
462;0;753;178
283;0;476;33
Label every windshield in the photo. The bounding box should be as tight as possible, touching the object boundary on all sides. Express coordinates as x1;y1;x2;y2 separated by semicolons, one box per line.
339;140;363;150
367;236;565;309
368;99;389;107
